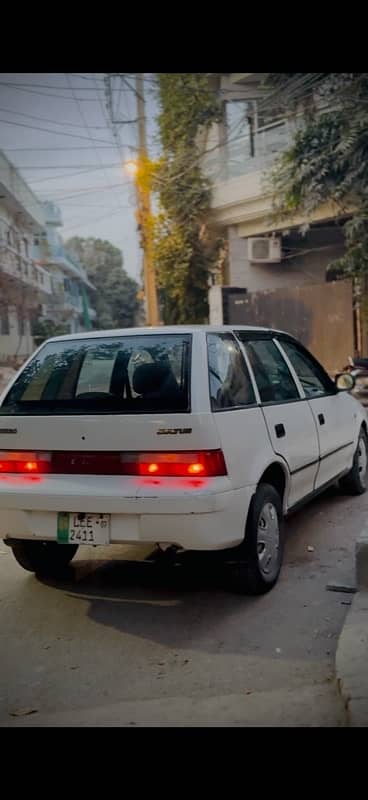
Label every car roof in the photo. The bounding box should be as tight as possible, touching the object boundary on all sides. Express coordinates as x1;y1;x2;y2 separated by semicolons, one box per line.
46;324;292;344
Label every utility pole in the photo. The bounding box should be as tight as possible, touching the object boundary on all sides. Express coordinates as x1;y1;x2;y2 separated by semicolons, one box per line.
135;73;160;326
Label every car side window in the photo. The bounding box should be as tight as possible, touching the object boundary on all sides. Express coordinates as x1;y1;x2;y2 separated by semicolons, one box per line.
237;336;300;404
207;333;255;410
279;340;334;398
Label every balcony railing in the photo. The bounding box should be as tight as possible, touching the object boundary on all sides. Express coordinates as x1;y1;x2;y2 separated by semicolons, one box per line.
203;120;295;183
0;240;52;294
48;244;90;284
0;151;45;230
64;292;83;313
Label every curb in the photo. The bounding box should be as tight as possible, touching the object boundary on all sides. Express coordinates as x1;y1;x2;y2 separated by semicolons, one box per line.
335;531;368;726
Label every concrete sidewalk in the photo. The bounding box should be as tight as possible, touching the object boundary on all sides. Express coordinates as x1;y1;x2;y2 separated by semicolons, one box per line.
336;530;368;726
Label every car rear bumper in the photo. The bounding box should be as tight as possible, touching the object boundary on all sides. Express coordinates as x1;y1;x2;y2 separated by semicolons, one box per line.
0;476;255;551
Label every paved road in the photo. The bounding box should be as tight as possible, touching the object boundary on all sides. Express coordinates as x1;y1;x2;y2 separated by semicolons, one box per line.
1;485;367;726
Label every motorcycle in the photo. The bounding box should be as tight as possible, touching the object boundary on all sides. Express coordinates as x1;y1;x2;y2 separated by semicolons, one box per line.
344;356;368;397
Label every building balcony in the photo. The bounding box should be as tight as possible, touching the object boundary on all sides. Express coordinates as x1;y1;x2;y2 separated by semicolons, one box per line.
205;117;341;237
0;151;45;233
204;120;291;185
64;292;84;314
0;240;52;295
45;249;95;290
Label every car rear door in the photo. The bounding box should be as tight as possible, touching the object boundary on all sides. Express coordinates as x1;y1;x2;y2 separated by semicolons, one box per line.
206;332;273;490
235;332;320;509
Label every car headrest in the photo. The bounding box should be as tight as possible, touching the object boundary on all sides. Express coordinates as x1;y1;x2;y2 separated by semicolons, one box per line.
133;363;173;395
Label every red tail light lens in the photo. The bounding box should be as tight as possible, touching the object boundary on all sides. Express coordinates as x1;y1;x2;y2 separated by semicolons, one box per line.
120;451;227;477
0;452;51;474
0;450;227;478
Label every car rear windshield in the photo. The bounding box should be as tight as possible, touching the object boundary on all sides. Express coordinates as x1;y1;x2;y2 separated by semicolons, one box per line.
0;334;192;415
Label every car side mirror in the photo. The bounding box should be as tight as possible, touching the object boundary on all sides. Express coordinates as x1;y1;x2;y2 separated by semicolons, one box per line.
335;372;355;391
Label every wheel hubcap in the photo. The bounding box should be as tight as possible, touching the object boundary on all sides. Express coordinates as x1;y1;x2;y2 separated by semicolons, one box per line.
257;502;280;580
357;435;367;486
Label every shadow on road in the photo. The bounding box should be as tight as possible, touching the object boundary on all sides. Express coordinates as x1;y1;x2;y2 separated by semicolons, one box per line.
26;483;353;656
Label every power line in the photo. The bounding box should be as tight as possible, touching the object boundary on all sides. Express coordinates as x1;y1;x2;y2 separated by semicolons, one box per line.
64;73;131;225
61;206;131;233
0;80;107;91
5;163;123;169
68;74;105;82
61;200;132;208
0;106;111;129
0;85;95;101
28;165;128;184
37;182;131;202
0;117;120;143
3;145;133;151
65;72;123;202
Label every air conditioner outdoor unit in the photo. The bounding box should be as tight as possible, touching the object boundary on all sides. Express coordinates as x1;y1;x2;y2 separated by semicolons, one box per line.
248;237;281;263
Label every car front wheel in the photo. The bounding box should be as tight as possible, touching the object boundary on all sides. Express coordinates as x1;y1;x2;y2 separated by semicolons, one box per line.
232;483;285;595
8;540;78;575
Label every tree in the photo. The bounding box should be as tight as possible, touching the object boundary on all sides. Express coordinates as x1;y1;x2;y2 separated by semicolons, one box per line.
65;237;140;330
264;73;368;278
32;318;69;348
148;74;225;324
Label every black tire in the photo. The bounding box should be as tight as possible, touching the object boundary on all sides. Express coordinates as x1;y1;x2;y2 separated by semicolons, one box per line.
10;540;78;575
231;483;285;595
339;427;368;496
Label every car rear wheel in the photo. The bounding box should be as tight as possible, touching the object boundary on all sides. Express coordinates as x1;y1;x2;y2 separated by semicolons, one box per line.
339;427;368;496
9;540;78;575
231;483;284;595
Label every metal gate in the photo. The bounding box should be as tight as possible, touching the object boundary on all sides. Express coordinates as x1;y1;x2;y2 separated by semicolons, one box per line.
224;280;354;374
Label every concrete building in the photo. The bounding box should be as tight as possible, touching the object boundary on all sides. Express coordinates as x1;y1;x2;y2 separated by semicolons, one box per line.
33;202;96;335
0;151;96;365
204;74;347;303
0;150;52;361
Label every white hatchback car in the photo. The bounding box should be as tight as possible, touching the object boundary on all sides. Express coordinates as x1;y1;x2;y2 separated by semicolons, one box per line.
0;325;365;594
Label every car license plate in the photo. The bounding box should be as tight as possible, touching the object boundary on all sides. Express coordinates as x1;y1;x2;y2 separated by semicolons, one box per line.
57;512;110;545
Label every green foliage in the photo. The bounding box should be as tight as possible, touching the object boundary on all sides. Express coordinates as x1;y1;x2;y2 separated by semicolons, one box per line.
65;237;140;330
265;73;368;277
152;73;224;324
32;318;69;348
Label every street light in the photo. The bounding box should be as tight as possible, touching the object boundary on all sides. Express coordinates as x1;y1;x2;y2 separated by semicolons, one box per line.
124;160;138;177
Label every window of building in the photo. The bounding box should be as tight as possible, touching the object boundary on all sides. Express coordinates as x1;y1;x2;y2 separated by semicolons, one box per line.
18;315;27;337
207;333;256;410
226;100;252;139
0;308;9;336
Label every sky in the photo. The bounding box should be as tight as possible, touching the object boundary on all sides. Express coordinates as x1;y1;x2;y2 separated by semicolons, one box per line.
0;73;160;282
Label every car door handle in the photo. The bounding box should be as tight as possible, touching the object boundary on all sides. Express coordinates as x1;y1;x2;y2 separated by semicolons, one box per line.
318;413;325;425
275;423;285;438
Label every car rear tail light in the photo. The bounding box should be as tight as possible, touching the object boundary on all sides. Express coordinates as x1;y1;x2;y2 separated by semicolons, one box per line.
0;451;51;474
120;450;227;477
0;450;227;477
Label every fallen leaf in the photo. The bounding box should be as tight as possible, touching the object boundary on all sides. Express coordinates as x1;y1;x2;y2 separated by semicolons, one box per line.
10;708;38;717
